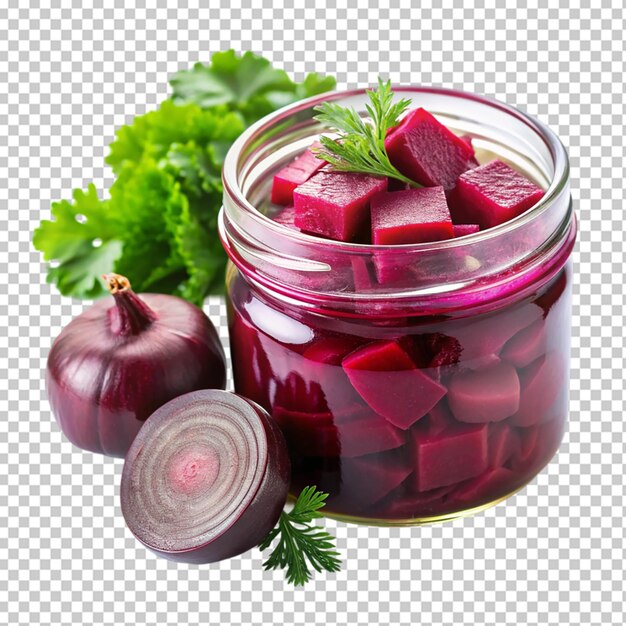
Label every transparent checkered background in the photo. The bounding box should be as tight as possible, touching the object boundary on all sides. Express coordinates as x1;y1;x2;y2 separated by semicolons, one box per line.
0;2;623;625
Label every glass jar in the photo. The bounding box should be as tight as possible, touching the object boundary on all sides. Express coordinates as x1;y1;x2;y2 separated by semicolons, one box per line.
219;87;576;525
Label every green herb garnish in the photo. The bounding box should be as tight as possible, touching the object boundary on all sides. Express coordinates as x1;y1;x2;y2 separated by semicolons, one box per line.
33;51;336;304
313;78;419;187
258;485;341;586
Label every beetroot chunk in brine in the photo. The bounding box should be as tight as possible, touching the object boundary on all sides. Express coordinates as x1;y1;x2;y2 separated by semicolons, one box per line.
384;108;475;189
448;361;520;423
453;224;480;237
271;142;325;205
342;340;446;429
448;159;545;229
410;422;489;492
294;167;387;242
272;204;300;231
370;187;454;244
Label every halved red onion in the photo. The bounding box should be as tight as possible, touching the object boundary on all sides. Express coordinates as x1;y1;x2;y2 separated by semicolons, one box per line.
121;389;290;564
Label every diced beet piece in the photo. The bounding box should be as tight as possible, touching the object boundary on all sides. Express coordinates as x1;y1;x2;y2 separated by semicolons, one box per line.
351;256;376;291
426;333;462;370
451;303;543;362
426;400;454;434
342;340;446;429
488;422;519;468
510;353;565;427
453;224;480;237
451;467;516;504
370;187;454;244
339;414;406;457
501;319;546;368
271;142;325;205
459;136;480;168
341;451;413;508
384;108;475;189
448;361;520;423
303;335;362;366
293;168;387;242
410;422;489;492
510;425;540;472
273;371;329;415
510;418;564;476
272;204;300;231
447;159;545;229
465;353;502;371
273;405;339;456
374;484;455;519
302;336;364;410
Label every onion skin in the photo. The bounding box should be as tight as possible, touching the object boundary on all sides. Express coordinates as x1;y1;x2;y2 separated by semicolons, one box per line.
120;390;291;564
46;276;226;457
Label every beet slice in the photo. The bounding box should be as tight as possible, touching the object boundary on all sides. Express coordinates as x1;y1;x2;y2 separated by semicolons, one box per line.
488;422;519;468
510;425;540;473
271;142;325;205
120;390;290;564
510;352;565;427
501;318;546;368
370;187;454;244
342;340;446;429
448;361;520;423
410;422;489;492
447;159;545;229
453;224;480;237
451;467;516;504
293;167;387;242
384;108;474;189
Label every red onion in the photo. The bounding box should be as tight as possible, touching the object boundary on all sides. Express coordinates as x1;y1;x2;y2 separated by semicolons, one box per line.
46;273;226;457
120;389;290;563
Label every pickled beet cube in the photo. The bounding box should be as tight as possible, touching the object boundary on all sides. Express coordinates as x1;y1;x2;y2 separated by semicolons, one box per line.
271;143;325;205
342;340;446;429
448;159;545;229
453;224;480;237
452;303;543;362
339;414;406;457
410;422;489;492
448;361;520;423
451;467;516;504
293;168;387;242
488;422;519;468
511;352;565;427
272;204;299;231
274;371;329;414
374;484;455;518
501;318;546;368
384;107;474;189
370;187;454;244
341;451;413;507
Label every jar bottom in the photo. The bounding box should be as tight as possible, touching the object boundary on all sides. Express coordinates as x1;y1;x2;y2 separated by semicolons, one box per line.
288;441;563;527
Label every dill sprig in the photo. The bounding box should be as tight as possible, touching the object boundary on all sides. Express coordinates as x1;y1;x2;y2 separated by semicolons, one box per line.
312;78;419;187
258;485;341;586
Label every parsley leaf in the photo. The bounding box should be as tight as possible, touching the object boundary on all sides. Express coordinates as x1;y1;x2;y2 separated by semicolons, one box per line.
33;51;336;303
258;486;341;586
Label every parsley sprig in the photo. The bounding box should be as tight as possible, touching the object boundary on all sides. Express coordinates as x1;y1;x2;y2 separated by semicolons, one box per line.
313;78;419;187
258;486;341;586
